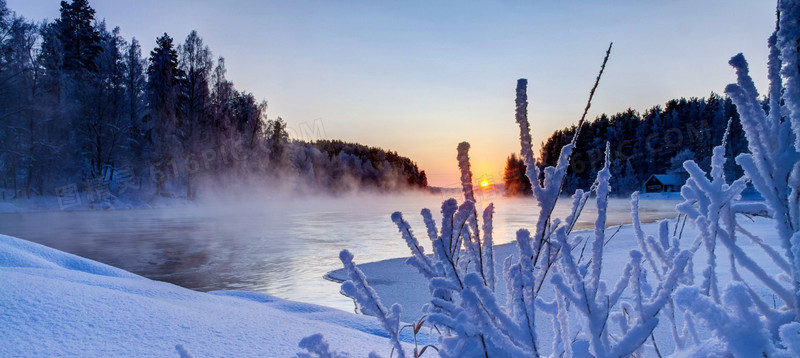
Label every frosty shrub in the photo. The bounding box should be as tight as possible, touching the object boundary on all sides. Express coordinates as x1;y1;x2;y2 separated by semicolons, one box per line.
299;1;800;356
669;1;800;356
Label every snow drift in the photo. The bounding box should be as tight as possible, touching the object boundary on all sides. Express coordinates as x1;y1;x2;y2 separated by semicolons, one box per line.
0;233;413;357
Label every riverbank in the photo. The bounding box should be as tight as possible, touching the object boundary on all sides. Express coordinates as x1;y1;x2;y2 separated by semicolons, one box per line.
0;233;424;357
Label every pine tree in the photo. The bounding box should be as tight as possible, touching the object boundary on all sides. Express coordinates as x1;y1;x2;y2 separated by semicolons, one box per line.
266;117;289;163
147;33;182;122
503;153;532;196
33;0;104;188
146;33;184;193
668;148;696;183
53;0;102;74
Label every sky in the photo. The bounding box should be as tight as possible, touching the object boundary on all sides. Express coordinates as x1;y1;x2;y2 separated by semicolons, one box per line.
6;0;777;187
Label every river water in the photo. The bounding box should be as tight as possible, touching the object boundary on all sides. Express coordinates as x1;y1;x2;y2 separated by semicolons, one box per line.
0;192;680;312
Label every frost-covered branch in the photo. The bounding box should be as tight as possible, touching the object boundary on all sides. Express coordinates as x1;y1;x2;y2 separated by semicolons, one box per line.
339;250;407;358
550;147;689;357
675;284;775;357
392;212;436;279
481;204;496;292
722;1;800;323
674;4;800;354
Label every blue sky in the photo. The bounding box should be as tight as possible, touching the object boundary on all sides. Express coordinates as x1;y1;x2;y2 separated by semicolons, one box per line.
7;0;777;186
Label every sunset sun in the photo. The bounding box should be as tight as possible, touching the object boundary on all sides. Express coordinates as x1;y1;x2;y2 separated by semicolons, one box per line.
480;179;490;188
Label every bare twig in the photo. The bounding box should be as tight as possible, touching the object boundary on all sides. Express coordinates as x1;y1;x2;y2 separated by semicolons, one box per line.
572;42;614;144
541;42;614;244
603;225;623;247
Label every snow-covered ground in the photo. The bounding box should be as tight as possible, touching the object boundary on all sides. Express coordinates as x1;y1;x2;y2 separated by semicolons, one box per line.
0;233;430;357
0;209;781;356
327;213;784;356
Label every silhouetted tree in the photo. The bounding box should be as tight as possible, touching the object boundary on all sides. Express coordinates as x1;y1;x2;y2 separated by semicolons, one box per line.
51;0;102;74
266;117;289;163
146;33;184;193
503;153;531;196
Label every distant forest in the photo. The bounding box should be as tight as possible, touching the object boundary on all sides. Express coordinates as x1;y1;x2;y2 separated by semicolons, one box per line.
0;0;427;202
505;94;753;196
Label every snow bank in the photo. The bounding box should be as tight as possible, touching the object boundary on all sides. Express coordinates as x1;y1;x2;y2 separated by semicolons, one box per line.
327;244;517;322
328;215;785;354
0;234;405;357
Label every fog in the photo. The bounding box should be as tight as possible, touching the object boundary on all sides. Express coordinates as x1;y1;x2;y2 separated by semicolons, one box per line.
0;191;681;312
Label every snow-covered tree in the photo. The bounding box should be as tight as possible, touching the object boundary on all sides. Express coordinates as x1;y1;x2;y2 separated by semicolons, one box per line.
669;148;696;183
610;157;638;195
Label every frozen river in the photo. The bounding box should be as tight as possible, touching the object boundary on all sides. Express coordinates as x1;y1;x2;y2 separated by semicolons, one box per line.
0;192;680;312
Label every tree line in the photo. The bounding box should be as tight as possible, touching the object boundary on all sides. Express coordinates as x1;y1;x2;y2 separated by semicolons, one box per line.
0;0;427;203
505;94;751;196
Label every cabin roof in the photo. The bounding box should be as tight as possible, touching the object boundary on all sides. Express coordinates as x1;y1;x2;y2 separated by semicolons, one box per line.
647;174;682;186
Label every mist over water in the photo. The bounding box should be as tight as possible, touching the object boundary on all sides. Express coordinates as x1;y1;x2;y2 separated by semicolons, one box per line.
0;192;680;312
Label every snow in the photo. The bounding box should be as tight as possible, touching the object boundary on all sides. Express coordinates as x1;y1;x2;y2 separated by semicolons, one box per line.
328;213;786;356
0;233;416;357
